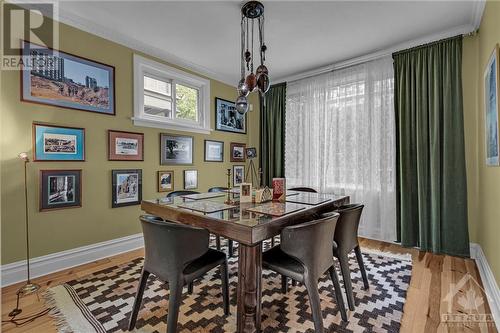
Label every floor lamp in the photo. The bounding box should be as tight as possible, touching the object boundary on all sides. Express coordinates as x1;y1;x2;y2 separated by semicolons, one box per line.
10;153;41;316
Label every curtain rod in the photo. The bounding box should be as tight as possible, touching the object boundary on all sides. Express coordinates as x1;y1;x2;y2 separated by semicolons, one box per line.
392;34;464;58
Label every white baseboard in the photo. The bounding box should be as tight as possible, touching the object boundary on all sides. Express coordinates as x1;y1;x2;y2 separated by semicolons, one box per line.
1;233;144;287
470;242;500;327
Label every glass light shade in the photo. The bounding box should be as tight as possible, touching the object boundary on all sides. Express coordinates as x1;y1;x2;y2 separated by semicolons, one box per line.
237;78;250;97
245;73;257;92
256;73;270;94
235;95;249;114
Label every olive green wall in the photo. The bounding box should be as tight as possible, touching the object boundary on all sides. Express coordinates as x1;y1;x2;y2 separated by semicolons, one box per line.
463;0;500;284
0;17;260;264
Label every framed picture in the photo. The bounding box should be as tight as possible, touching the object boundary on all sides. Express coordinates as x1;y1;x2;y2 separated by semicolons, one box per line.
246;147;257;159
204;140;224;162
158;171;174;192
233;165;245;186
160;134;193;165
39;169;82;211
33;123;85;161
108;130;144;161
184;170;198;190
21;41;115;115
230;142;246;162
112;169;142;208
215;97;246;134
484;44;500;166
240;183;253;203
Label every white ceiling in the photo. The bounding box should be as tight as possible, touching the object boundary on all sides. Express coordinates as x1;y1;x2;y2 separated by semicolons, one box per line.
53;1;483;85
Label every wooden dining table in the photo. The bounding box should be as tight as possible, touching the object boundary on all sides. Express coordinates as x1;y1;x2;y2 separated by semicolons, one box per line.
141;191;349;333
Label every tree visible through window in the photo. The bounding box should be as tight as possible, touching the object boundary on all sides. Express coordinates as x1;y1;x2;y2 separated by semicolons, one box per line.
176;84;198;121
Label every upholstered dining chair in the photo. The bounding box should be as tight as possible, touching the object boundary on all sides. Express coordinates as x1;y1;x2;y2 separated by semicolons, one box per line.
327;204;368;311
207;187;234;257
128;215;230;333
262;214;348;331
288;186;318;193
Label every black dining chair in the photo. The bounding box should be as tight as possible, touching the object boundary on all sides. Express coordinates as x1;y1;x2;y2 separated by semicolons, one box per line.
208;187;234;257
327;204;368;311
166;190;199;198
288;186;318;193
262;214;348;331
128;215;230;333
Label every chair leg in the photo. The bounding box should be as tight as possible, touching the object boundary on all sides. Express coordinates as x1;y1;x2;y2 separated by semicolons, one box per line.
354;246;369;290
339;254;356;311
291;279;297;286
216;236;221;250
219;260;230;315
228;240;234;258
128;269;150;331
167;279;183;333
271;237;275;247
328;266;347;322
281;275;288;294
187;282;194;294
304;277;324;333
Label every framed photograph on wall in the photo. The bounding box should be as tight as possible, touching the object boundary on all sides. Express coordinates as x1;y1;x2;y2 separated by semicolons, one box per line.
230;142;246;162
158;170;174;192
184;170;198;190
112;169;142;208
484;44;500;166
233;165;245;186
39;169;82;211
33;123;85;161
246;147;257;159
160;134;193;165
215;97;246;134
108;130;144;161
21;41;115;115
204;140;224;162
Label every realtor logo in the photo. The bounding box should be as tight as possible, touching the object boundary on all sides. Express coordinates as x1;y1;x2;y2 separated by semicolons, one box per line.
442;273;495;328
1;1;58;69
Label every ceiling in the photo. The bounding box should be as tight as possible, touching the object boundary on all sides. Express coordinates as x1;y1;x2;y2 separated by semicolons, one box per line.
52;1;483;85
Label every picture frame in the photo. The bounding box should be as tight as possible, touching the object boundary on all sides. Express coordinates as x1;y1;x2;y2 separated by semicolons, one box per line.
204;140;224;162
158;170;174;192
215;97;246;134
240;183;253;203
39;169;82;211
32;122;85;161
233;165;245;186
108;130;144;161
230;142;246;162
184;170;198;190
246;147;257;159
112;169;142;208
484;44;500;166
160;134;194;165
21;40;115;115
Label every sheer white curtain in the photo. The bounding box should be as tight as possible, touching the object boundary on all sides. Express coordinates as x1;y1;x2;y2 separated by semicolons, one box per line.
285;56;396;242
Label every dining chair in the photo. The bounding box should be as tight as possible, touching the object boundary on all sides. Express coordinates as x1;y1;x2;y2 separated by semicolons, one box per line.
166;190;199;198
207;187;234;257
288;186;318;193
262;214;348;331
128;215;230;333
327;204;368;311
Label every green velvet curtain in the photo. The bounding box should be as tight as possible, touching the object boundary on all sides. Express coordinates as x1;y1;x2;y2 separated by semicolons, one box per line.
393;36;469;257
260;83;286;186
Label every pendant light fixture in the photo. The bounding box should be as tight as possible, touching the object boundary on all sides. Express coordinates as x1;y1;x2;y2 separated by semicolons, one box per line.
236;1;270;114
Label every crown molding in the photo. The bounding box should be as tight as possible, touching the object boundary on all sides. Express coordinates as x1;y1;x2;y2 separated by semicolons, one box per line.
275;23;475;84
471;0;486;30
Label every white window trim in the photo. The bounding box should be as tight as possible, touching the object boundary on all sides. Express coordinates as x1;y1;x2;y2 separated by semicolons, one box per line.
133;54;211;134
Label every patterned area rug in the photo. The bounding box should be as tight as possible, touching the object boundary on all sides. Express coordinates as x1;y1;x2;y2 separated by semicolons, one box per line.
45;240;412;333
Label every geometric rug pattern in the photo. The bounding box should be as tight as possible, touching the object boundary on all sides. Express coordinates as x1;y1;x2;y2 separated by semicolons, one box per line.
48;239;412;333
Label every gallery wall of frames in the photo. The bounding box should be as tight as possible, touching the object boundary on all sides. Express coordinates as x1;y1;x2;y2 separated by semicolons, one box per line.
1;15;260;265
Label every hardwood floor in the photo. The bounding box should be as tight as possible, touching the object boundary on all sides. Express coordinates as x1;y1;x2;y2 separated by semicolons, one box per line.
1;239;496;333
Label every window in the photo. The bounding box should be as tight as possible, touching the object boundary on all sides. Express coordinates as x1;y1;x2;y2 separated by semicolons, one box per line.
133;55;210;133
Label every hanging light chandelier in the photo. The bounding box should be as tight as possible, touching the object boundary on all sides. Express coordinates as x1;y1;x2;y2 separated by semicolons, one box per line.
236;1;270;114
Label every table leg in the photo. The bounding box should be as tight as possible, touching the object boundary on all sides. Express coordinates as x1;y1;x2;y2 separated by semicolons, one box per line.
237;243;262;333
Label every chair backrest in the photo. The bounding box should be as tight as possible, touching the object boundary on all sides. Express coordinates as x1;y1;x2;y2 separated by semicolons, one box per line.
166;190;200;198
333;204;364;255
208;187;228;193
140;215;209;281
280;213;339;280
288;187;317;193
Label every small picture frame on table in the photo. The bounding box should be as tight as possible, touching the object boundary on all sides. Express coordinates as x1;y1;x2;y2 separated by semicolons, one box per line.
158;171;174;192
39;169;82;211
33;123;85;161
230;142;246;162
184;170;198;190
112;169;142;208
240;183;253;203
204;140;224;162
108;130;144;161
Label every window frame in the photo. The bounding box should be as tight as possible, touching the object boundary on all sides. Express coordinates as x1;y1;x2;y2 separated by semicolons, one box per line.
133;54;211;134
